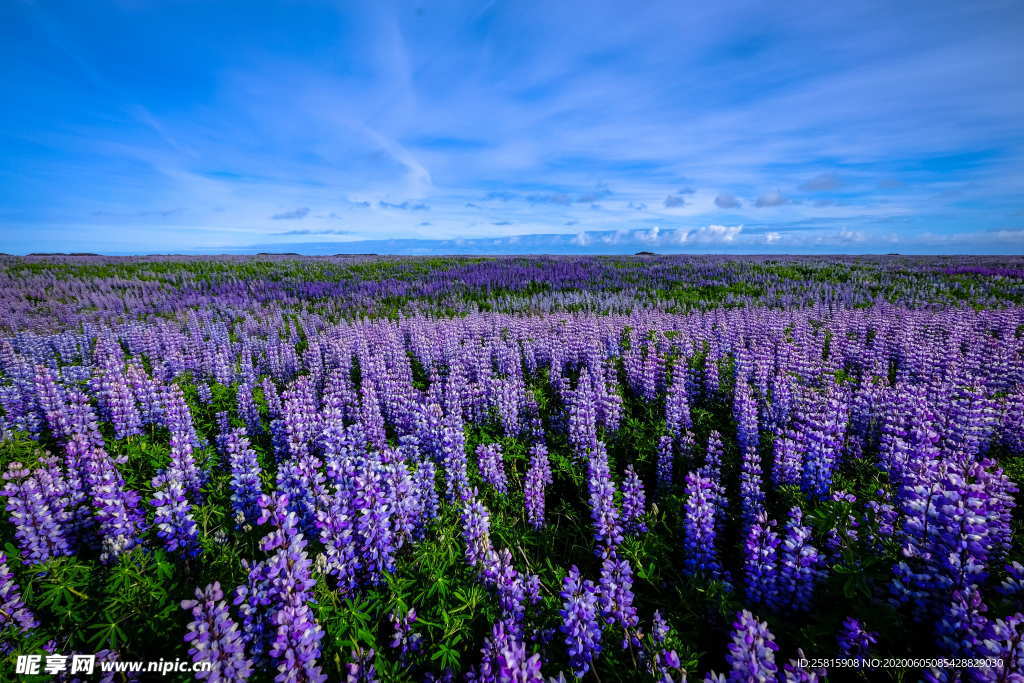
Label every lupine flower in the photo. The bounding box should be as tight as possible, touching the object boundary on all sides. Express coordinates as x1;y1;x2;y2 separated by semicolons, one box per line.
524;444;553;529
776;507;823;612
1;460;73;563
222;427;263;528
621;465;647;534
476;443;509;494
587;442;623;552
836;617;877;659
598;551;639;647
389;608;422;663
0;551;38;635
560;565;602;677
234;494;326;682
656;435;674;493
473;618;544;683
346;647;378;683
181;581;254;681
683;471;723;580
151;480;201;557
725;610;778;683
743;510;780;609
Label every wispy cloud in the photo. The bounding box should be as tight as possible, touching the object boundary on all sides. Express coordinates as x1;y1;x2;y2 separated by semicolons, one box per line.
799;173;842;192
271;207;311;220
715;193;742;209
754;191;788;208
273;228;351;236
379;201;430;211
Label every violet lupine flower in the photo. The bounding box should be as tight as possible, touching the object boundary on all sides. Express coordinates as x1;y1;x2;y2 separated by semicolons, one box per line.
776;507;823;613
276;450;327;538
480;547;540;627
151;480;201;558
743;510;780;609
475;619;544;683
976;613;1024;680
352;457;397;585
181;581;254;682
587;442;623;553
892;458;1017;620
476;443;509;494
598;552;639;648
222;427;263;528
1;461;73;564
559;565;603;678
414;456;440;525
0;551;38;634
316;485;359;595
682;471;723;580
836;617;877;659
739;442;766;527
462;494;493;569
998;561;1024;598
438;411;471;501
665;358;693;438
656;435;674;494
621;465;647;534
725;610;779;683
799;387;848;501
346;647;379;683
772;432;804;489
70;436;146;563
389;608;422;663
523;443;553;529
158;384;203;497
235;494;326;683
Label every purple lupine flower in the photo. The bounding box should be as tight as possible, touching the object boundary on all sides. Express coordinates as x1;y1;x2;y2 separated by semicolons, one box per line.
743;510;780;609
1;461;73;564
656;435;674;494
560;565;602;677
235;494;326;682
389;608;422;663
598;552;639;647
836;617;877;659
588;442;623;553
476;443;509;494
976;613;1023;680
151;480;201;558
316;485;359;595
346;647;378;683
998;561;1024;598
438;411;470;501
0;551;38;634
181;581;254;682
665;358;693;438
651;611;670;645
158;384;203;497
683;471;723;580
776;506;823;613
222;427;263;528
725;610;779;683
621;465;647;534
352;456;397;585
523;443;553;529
70;436;145;563
475;619;544;683
462;494;493;569
413;455;440;525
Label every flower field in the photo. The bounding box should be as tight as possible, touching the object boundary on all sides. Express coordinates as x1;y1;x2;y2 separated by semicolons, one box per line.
0;254;1022;681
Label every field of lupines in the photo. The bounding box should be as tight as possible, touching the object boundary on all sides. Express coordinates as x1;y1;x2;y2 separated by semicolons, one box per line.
0;254;1022;682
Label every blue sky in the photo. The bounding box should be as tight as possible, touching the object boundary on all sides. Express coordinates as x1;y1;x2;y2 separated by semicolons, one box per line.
2;0;1023;254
